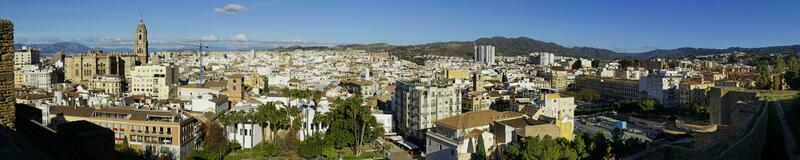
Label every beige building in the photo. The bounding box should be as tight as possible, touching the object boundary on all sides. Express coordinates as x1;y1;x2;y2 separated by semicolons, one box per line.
130;64;177;100
575;76;647;101
679;80;714;106
441;69;470;80
48;105;200;159
14;46;39;65
64;50;129;83
547;70;569;91
463;92;492;112
227;74;245;101
340;80;377;98
88;75;124;96
426;110;523;160
14;64;37;88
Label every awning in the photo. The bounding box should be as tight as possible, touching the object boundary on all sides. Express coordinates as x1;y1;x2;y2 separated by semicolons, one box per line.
396;140;419;150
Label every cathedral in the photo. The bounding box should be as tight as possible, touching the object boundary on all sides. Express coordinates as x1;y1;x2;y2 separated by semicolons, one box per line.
134;17;149;64
64;18;149;84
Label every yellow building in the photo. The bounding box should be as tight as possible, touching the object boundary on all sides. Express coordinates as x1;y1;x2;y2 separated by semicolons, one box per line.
88;75;124;96
442;69;470;80
48;106;200;159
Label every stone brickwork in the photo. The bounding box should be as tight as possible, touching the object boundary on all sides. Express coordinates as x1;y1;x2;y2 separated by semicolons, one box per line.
0;19;15;130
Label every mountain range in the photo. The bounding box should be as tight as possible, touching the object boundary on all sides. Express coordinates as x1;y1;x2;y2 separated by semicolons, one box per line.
343;36;800;60
14;37;800;59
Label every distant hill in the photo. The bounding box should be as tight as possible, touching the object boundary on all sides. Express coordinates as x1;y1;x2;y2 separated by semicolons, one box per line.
13;38;800;59
339;37;800;60
14;42;92;55
636;45;800;59
339;37;630;60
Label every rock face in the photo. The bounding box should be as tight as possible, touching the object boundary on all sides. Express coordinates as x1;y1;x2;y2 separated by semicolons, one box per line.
0;19;15;130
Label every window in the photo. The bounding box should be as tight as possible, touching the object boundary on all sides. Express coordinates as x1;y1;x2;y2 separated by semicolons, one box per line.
451;150;455;155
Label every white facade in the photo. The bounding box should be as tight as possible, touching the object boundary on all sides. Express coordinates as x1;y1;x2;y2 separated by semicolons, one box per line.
14;46;40;65
474;45;496;65
187;93;229;113
533;94;576;122
531;52;554;66
372;113;393;134
131;65;177;99
393;80;462;141
639;70;682;105
426;131;494;160
226;123;263;149
177;87;221;100
20;67;56;92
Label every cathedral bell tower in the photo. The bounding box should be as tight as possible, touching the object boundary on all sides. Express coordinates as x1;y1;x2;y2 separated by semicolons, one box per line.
134;17;149;64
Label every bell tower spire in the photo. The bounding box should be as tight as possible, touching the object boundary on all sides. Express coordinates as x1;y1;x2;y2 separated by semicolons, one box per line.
134;16;149;64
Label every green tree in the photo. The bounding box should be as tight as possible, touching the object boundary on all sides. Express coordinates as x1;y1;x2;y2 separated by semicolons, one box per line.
639;99;658;113
473;136;486;160
619;59;634;68
610;128;625;157
590;132;611;159
776;55;786;74
298;134;331;159
326;96;384;156
687;103;710;119
755;64;773;89
577;88;601;102
203;122;230;154
254;103;289;141
784;56;800;89
592;60;601;68
572;60;583;70
789;56;799;73
260;76;270;95
573;133;590;159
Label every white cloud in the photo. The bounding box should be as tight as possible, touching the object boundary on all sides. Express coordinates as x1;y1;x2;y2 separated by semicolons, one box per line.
231;33;248;42
201;35;220;41
214;4;246;15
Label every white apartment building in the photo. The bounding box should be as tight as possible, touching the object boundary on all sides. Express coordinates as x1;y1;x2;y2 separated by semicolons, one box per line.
616;67;649;80
393;80;462;142
532;93;576;122
474;45;496;65
639;70;683;106
187;93;229;113
531;52;554;66
14;46;40;65
21;67;57;92
131;64;177;99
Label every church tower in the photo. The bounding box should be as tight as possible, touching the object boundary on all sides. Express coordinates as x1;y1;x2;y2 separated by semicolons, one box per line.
134;17;149;64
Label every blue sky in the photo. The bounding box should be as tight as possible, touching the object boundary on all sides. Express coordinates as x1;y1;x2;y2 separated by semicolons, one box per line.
1;0;799;52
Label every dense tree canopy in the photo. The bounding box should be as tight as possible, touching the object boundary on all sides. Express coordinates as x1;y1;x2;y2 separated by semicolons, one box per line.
326;96;384;156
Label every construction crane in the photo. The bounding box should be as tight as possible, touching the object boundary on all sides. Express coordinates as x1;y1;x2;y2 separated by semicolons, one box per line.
175;42;208;87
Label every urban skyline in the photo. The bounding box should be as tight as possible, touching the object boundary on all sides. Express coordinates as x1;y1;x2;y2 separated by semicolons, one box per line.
2;0;800;52
0;1;799;160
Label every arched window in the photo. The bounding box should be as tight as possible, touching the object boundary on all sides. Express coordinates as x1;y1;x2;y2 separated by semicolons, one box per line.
139;35;142;40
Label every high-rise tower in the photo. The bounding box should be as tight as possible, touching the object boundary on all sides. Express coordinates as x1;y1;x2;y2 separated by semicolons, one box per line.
134;17;149;64
0;19;15;130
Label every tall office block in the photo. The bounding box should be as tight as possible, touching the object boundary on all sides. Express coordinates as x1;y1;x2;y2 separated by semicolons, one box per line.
474;45;496;65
